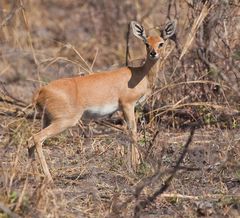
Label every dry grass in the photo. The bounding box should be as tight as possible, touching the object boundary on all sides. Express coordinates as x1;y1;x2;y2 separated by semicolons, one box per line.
1;119;240;217
0;0;240;217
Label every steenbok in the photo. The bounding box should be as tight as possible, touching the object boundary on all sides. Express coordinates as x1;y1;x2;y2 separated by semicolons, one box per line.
30;20;176;182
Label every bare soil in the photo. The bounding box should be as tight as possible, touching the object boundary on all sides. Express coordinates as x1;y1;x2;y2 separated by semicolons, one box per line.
0;0;240;217
1;115;240;217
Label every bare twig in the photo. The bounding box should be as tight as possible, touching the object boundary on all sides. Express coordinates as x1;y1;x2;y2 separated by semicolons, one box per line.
125;21;131;66
160;193;240;200
0;202;20;218
18;0;38;66
145;129;160;159
0;5;22;27
172;2;214;77
7;138;24;197
140;0;159;23
134;127;195;218
0;81;27;107
14;175;28;212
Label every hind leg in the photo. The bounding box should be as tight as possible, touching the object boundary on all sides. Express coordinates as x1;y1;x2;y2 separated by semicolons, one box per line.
33;117;79;182
28;113;50;160
28;112;50;180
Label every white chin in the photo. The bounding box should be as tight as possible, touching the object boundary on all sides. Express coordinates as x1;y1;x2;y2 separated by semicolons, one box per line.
150;55;159;60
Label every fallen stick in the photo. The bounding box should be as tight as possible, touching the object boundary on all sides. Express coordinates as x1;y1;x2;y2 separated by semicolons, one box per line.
0;202;21;218
160;193;240;200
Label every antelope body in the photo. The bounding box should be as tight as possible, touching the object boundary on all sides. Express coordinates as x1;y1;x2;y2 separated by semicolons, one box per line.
31;21;176;181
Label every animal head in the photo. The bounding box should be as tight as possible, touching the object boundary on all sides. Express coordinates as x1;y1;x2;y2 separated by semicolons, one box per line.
131;20;176;60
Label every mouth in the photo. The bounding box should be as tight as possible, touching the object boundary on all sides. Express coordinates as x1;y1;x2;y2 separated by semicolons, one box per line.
149;53;160;60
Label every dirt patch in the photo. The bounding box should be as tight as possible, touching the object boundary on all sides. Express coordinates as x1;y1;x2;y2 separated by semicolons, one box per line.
0;0;240;217
1;118;240;217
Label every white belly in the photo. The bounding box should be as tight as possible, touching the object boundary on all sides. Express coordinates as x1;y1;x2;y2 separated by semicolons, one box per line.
83;103;119;118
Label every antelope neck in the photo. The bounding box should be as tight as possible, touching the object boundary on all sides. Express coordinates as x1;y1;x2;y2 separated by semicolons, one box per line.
128;57;159;88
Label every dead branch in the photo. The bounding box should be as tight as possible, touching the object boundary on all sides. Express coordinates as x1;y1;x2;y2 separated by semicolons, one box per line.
0;81;27;107
0;202;20;218
0;2;22;28
140;0;159;23
158;193;240;200
125;21;131;66
133;127;195;218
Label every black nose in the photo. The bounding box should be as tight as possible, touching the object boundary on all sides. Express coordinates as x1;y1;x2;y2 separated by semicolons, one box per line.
150;51;156;57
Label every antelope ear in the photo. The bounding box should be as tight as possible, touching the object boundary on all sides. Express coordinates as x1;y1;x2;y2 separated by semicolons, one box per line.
131;21;147;42
161;20;177;40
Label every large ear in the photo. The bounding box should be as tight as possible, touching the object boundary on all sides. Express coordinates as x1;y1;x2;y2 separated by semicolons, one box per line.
131;21;147;42
161;20;177;40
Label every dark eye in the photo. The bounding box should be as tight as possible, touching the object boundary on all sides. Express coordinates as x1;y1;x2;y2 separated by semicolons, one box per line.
158;42;164;48
145;43;150;48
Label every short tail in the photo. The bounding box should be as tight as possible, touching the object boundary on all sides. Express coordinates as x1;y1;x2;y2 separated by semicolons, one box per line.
32;89;41;107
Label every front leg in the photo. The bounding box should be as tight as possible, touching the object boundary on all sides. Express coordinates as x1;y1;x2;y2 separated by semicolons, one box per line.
121;103;137;143
121;103;141;171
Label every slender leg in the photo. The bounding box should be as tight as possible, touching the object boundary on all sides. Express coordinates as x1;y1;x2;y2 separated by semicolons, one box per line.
27;136;42;180
33;118;78;182
122;104;141;171
28;113;51;180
